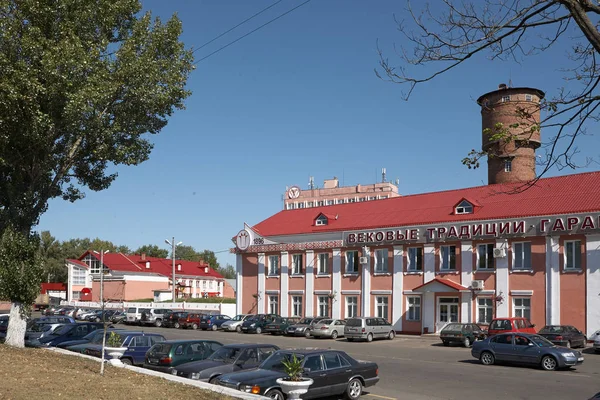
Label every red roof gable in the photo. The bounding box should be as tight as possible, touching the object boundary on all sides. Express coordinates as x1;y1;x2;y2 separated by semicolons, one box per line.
413;278;466;292
251;172;600;236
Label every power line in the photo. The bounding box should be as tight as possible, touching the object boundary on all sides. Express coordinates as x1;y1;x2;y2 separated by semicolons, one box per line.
194;0;312;65
192;0;285;54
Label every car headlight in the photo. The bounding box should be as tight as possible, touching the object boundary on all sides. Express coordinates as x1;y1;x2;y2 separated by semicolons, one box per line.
171;369;178;375
562;352;575;358
250;323;256;327
191;372;201;380
240;384;260;394
296;327;303;331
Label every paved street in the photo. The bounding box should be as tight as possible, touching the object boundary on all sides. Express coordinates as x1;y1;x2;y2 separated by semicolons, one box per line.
130;325;600;400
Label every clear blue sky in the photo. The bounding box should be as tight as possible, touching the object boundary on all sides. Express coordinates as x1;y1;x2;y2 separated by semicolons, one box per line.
36;0;600;268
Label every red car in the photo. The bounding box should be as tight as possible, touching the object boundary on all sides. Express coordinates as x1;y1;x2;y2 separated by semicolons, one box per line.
487;317;536;337
178;313;204;330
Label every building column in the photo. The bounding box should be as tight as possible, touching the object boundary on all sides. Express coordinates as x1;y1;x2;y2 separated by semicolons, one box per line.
460;292;472;323
392;246;404;331
280;251;289;317
545;236;560;325
423;292;435;333
586;234;600;337
236;253;243;315
332;249;342;319
257;253;265;314
305;250;314;316
496;239;509;317
361;247;371;317
67;262;73;302
424;244;435;283
461;242;473;286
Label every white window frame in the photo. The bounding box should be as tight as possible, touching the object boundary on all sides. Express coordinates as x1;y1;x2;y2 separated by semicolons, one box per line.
525;94;533;101
408;247;423;271
477;243;495;270
477;297;493;324
269;295;279;315
504;159;512;172
346;296;358;319
292;296;303;317
407;296;421;321
318;296;329;317
71;291;81;300
513;297;531;320
72;267;86;285
512;242;532;270
268;255;280;276
502;95;511;102
84;253;102;275
315;215;328;225
564;240;582;270
376;296;389;320
374;249;389;273
440;245;456;270
455;200;473;215
317;253;329;275
292;254;303;275
345;250;359;274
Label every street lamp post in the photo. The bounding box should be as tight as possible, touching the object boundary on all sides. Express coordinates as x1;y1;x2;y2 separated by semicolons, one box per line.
165;237;182;302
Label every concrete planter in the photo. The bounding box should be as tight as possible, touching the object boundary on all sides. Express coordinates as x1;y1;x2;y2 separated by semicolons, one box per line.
275;378;313;400
105;346;127;367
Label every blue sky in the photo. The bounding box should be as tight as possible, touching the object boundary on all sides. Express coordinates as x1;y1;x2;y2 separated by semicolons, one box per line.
36;0;600;268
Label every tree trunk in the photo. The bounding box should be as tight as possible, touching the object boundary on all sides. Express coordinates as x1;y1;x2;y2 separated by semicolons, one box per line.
5;302;27;348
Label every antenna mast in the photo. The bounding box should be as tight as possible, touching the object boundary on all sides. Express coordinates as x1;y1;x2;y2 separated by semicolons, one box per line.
381;168;386;183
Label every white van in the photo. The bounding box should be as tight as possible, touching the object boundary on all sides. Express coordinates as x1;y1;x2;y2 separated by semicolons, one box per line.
125;307;142;325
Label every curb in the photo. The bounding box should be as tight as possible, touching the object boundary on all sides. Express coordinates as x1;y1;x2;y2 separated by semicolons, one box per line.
46;348;268;400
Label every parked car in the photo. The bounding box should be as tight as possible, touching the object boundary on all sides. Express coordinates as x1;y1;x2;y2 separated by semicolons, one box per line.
140;308;170;327
199;314;232;331
221;314;252;333
240;314;279;334
77;309;99;320
125;306;143;325
487;317;536;337
163;311;186;328
86;310;116;322
179;313;206;330
471;333;584;371
537;325;587;348
84;331;166;365
143;340;223;373
57;327;123;349
110;311;127;324
344;317;395;342
29;322;106;347
264;317;300;335
173;343;279;383
34;316;76;324
215;349;379;400
440;323;486;347
285;317;326;338
310;318;346;339
594;335;600;354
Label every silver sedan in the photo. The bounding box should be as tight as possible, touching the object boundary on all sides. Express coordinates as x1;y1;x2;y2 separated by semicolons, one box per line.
310;319;346;339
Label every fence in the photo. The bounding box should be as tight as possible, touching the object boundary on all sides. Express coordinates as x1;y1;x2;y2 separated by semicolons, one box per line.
60;300;236;316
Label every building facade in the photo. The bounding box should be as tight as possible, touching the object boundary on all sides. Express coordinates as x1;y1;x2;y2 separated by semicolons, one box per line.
233;85;600;337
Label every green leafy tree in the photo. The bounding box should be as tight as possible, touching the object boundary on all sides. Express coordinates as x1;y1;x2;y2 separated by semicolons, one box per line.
198;249;220;270
38;231;67;283
0;0;193;347
135;244;168;259
0;227;44;347
217;263;236;279
173;245;202;262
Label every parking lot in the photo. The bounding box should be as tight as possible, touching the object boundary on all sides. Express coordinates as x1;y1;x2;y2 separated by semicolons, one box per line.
123;324;600;400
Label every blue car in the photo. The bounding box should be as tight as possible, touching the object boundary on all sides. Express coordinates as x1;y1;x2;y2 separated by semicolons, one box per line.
83;331;166;365
57;327;123;349
27;323;105;347
199;314;232;331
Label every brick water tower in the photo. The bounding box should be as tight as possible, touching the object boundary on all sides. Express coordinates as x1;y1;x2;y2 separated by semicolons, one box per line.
477;84;545;184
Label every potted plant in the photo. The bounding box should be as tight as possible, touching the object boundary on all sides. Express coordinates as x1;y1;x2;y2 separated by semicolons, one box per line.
104;331;127;367
275;354;313;400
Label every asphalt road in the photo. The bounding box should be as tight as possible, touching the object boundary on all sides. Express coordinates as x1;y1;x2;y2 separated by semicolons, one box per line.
121;324;600;400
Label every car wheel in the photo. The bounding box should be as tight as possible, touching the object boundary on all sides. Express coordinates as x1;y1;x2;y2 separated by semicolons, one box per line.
256;327;262;334
463;337;471;348
347;338;354;342
266;389;284;400
366;333;373;342
236;326;242;333
442;341;449;346
174;322;180;329
154;319;162;328
209;376;220;385
192;323;198;330
331;331;338;339
541;355;558;371
566;341;571;349
345;378;363;400
480;351;495;366
212;325;218;331
388;331;395;340
120;358;133;365
304;330;311;338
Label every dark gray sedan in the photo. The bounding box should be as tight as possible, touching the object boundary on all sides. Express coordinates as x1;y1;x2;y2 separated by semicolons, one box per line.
172;343;279;383
471;333;584;371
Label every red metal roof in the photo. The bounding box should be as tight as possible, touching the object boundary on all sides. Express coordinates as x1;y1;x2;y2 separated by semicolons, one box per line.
67;259;88;268
252;172;600;236
412;278;466;292
77;251;224;279
40;283;67;294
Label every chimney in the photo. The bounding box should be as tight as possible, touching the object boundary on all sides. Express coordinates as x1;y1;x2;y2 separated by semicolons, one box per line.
204;266;209;274
177;264;182;272
498;83;507;90
141;253;146;261
145;261;150;269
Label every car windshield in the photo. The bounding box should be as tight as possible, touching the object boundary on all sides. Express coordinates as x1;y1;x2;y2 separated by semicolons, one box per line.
345;319;362;327
54;324;75;336
442;324;462;331
539;326;563;334
319;319;333;325
90;331;106;344
148;343;172;355
0;318;7;327
231;315;244;321
260;352;305;370
530;335;555;347
127;307;136;313
297;318;312;325
209;347;243;363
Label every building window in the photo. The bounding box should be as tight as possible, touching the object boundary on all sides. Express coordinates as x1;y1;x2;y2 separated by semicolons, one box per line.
307;201;314;207
407;296;421;321
202;280;207;289
376;296;389;320
326;199;334;206
318;296;329;317
513;242;531;270
349;198;356;203
268;255;280;276
408;247;423;271
292;254;303;275
345;251;359;274
525;94;533;101
72;267;86;285
72;291;81;300
368;196;376;201
346;296;358;318
317;253;329;274
374;249;389;273
564;240;582;270
269;295;279;315
292;296;302;317
196;280;200;288
477;298;493;324
298;203;305;209
288;203;295;210
318;201;324;206
359;197;366;202
477;244;495;270
455;200;473;214
513;297;531;320
504;159;512;172
440;246;456;270
315;215;328;226
502;95;511;102
84;253;103;274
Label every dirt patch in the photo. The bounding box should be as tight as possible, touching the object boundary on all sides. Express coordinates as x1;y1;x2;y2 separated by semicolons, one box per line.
0;344;234;400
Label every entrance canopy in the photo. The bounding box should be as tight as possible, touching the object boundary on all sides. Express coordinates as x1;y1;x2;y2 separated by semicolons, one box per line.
412;278;469;293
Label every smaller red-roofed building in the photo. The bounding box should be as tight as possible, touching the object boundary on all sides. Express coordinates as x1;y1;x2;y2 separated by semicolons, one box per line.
65;251;234;302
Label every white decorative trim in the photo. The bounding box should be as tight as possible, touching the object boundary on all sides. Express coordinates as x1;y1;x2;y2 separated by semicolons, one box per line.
403;290;414;294
314;290;332;295
373;273;392;276
265;290;280;294
436;271;460;275
392;245;404;331
424;244;435;283
545;236;560;325
280;251;289;318
341;290;361;295
305;250;314;317
510;269;534;274
236;253;243;315
404;271;423;275
586;234;600;337
510;290;533;296
257;253;265;314
289;290;305;294
371;290;392;295
461;242;473;288
265;275;280;279
332;248;342;319
315;274;331;278
343;273;359;278
362;249;371;317
289;274;305;278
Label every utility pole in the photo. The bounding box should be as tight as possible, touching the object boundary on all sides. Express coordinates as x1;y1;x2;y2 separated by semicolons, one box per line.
94;249;109;376
165;237;182;302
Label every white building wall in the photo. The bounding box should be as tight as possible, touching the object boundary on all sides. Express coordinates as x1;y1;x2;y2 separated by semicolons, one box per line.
586;234;600;337
545;236;560;325
460;242;473;323
423;244;435;283
423;292;435;333
305;250;314;316
332;249;342;319
392;246;404;331
280;251;289;317
361;248;371;317
495;239;509;317
257;253;265;314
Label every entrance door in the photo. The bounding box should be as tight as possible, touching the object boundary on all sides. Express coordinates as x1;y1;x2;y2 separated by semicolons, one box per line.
436;297;459;332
